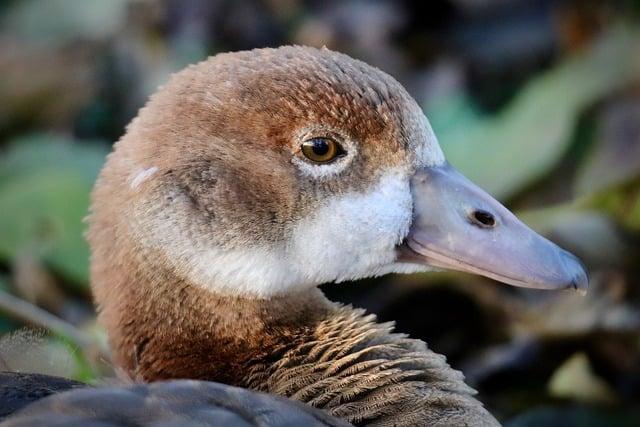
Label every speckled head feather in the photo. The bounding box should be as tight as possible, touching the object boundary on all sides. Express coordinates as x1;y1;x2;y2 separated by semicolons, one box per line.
88;46;500;426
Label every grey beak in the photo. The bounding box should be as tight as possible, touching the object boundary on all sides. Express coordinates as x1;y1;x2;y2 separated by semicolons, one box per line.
400;163;588;292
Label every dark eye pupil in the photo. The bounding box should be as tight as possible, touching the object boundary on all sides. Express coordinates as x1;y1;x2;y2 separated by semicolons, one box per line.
311;138;330;155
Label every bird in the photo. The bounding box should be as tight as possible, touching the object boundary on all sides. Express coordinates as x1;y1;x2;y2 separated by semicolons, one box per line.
0;46;587;426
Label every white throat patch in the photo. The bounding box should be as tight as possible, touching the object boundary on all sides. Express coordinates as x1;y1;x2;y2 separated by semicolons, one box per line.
153;169;423;298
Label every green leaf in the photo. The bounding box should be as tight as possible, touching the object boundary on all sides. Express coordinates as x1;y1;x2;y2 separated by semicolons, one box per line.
0;276;17;334
0;134;107;286
547;353;617;404
577;177;640;232
2;0;128;44
430;28;640;200
574;100;640;196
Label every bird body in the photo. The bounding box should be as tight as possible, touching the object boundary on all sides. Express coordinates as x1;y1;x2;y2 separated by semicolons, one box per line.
0;46;588;426
0;374;349;427
95;284;494;425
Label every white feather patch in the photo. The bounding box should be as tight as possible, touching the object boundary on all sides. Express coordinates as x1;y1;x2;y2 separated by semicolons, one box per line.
288;169;414;285
130;167;158;189
156;169;425;297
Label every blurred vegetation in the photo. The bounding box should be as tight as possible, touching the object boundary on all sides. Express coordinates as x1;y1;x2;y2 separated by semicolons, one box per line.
0;0;639;425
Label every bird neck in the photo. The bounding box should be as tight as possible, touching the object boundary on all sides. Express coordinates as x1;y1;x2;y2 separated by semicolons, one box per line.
93;249;498;425
94;245;334;383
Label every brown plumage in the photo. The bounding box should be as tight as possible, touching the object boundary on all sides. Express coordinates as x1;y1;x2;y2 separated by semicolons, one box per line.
0;42;590;425
84;46;500;426
93;283;495;425
0;37;592;424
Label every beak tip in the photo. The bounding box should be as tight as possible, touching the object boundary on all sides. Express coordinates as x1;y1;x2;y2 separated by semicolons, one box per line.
571;276;589;296
563;251;589;295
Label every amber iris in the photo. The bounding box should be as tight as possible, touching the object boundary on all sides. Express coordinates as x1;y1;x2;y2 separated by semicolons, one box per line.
301;137;342;163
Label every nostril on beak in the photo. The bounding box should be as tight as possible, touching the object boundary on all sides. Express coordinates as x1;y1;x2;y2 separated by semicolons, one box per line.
469;209;496;228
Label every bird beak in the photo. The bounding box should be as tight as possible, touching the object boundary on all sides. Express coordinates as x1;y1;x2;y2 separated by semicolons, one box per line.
399;163;588;292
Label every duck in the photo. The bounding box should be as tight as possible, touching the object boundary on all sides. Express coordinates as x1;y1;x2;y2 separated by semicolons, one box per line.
0;45;587;426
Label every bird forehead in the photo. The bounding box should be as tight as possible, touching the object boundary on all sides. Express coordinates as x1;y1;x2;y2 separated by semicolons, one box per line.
234;49;413;140
173;47;420;152
125;46;443;188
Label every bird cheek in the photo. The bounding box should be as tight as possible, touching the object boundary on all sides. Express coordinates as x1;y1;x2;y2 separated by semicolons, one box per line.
289;170;413;283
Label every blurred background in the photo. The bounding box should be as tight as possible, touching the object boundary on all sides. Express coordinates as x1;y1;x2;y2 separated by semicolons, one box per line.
0;0;639;425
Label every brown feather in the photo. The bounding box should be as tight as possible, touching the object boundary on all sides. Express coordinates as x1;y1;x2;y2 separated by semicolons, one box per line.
87;46;500;426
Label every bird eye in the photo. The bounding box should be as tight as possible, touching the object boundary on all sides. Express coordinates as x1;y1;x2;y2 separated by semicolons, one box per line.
301;137;344;163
